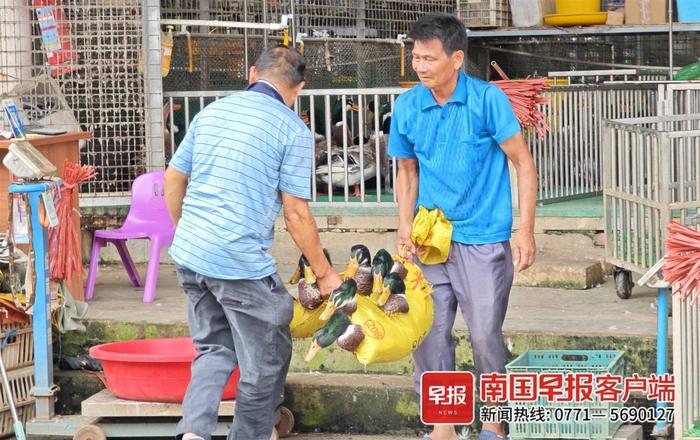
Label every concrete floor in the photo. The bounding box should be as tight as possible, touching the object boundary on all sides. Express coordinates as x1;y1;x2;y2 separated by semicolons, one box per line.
83;263;667;338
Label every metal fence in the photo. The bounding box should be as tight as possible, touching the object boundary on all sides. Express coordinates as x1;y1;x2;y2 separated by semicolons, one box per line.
163;81;666;208
0;0;147;198
659;82;700;116
603;114;700;275
525;82;659;203
164;87;406;205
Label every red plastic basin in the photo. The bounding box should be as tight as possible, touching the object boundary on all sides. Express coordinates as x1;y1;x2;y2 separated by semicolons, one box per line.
89;337;239;403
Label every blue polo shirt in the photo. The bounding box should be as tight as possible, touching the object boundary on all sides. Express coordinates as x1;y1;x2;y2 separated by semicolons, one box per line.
388;71;521;244
168;90;313;279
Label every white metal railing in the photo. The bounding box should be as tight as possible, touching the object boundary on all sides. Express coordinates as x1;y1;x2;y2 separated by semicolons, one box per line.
526;82;659;203
604;114;700;275
163;87;408;207
155;82;697;210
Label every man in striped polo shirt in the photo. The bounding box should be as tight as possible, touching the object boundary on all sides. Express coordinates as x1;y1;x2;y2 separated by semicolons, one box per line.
164;45;341;440
389;15;537;440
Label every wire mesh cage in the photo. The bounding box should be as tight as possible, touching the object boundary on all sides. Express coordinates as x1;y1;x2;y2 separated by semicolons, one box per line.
604;113;700;275
294;0;453;38
470;32;700;80
0;0;147;197
163;35;416;91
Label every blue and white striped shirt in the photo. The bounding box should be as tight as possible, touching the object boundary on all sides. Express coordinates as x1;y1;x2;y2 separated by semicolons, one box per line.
168;90;312;279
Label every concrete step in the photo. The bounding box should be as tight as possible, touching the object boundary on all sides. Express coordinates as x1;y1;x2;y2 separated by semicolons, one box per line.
59;318;662;379
513;233;610;289
513;249;609;289
88;229;608;290
54;370;653;438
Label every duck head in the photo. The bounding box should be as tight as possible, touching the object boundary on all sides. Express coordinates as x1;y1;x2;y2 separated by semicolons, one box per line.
377;272;406;307
319;278;358;321
305;311;352;362
289;254;306;285
288;249;332;285
345;244;371;279
371;249;393;295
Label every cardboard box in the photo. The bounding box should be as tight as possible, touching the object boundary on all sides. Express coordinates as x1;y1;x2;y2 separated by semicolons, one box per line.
607;7;625;25
625;0;667;24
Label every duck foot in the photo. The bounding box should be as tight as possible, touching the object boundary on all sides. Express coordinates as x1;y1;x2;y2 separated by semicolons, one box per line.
353;184;361;197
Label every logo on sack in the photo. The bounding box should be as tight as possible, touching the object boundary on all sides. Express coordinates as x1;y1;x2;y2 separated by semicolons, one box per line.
421;371;475;424
363;320;385;340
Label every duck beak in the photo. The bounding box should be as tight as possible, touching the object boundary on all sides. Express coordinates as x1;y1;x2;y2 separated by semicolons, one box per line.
289;266;302;285
377;285;391;306
303;264;316;284
305;340;322;362
319;301;337;321
346;257;358;278
372;272;383;295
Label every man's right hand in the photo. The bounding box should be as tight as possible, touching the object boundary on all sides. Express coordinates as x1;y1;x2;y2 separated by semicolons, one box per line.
397;222;416;257
316;268;342;299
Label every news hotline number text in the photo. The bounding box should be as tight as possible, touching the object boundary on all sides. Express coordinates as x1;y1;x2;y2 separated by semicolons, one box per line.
480;405;675;424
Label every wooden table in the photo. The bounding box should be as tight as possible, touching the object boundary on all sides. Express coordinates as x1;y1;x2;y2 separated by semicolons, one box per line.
0;132;91;300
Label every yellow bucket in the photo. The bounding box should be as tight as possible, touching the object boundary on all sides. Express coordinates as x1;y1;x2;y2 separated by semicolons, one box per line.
555;0;600;14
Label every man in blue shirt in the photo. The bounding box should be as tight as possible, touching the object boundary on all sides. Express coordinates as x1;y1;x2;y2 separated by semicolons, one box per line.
164;46;341;440
389;15;537;440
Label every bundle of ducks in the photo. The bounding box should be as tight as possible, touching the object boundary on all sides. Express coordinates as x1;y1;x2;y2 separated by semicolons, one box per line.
297;244;413;362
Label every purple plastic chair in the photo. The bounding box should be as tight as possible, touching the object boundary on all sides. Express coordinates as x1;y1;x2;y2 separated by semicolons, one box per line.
84;171;174;303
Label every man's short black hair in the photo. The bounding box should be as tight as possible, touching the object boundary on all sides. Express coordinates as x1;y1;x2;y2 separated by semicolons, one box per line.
254;45;306;87
409;14;468;55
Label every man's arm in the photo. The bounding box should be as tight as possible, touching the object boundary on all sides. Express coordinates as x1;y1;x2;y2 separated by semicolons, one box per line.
395;158;419;256
500;132;537;272
164;166;189;226
282;192;341;297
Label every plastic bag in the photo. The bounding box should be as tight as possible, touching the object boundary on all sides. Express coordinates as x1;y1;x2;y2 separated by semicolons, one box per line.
411;206;453;265
290;299;328;339
292;257;434;365
350;258;433;365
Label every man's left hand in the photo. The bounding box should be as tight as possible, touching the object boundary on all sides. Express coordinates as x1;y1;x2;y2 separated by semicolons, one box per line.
511;230;536;272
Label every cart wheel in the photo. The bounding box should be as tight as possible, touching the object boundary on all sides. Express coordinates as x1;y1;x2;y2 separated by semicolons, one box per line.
73;424;106;440
614;269;633;299
275;406;295;438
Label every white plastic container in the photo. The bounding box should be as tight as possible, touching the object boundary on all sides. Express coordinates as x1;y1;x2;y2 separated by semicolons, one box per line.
2;141;56;180
509;0;556;26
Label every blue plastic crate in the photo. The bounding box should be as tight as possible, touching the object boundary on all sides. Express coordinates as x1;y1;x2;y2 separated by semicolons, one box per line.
505;350;625;439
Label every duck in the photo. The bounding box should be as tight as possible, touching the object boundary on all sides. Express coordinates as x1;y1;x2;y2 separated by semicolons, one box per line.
288;249;332;310
344;244;372;295
390;256;408;281
304;311;365;361
315;146;377;197
370;248;407;287
301;97;358;141
371;248;394;296
377;272;410;315
319;278;358;321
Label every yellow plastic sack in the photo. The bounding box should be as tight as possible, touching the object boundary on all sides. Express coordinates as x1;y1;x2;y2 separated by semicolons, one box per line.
290;259;434;365
411;206;453;265
290;299;329;339
350;258;433;365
